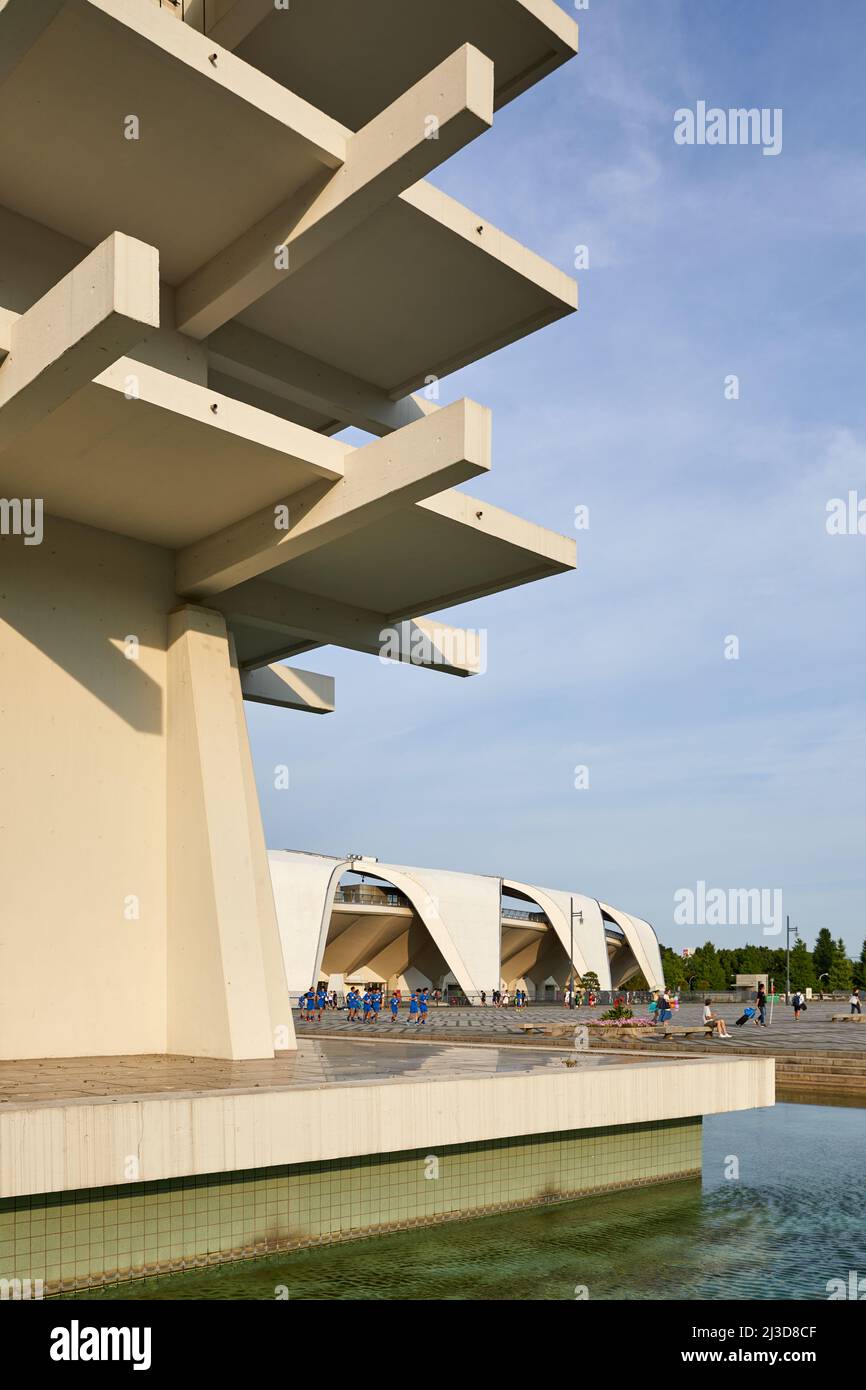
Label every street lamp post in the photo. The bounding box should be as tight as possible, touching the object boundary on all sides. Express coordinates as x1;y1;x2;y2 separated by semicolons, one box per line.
785;915;798;1001
569;897;583;1009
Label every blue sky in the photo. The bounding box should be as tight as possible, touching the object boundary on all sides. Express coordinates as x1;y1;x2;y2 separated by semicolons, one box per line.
248;0;866;956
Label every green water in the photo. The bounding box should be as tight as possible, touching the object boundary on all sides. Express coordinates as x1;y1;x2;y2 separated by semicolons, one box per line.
75;1103;865;1301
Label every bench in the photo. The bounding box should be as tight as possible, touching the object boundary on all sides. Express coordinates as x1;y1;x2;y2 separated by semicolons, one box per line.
585;1023;717;1040
656;1024;716;1038
519;1022;584;1038
831;1014;865;1023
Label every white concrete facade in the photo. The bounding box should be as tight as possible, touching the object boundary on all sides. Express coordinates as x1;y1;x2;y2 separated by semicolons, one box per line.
269;851;665;998
0;0;579;1060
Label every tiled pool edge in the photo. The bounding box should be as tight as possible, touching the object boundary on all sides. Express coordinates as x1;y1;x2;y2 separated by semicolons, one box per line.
2;1118;701;1295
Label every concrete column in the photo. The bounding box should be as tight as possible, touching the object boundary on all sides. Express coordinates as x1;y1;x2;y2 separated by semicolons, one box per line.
166;604;292;1057
228;634;297;1051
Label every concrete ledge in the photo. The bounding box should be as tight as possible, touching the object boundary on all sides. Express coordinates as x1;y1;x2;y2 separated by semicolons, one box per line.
0;1049;774;1199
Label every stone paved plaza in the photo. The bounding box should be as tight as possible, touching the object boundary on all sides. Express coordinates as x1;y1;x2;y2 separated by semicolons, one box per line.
296;998;866;1055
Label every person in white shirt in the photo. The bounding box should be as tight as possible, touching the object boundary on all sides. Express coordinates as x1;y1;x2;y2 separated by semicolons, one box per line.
850;989;862;1016
703;999;731;1037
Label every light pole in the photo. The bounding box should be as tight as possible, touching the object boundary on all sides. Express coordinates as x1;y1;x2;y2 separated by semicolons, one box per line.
785;915;798;1000
569;897;583;1009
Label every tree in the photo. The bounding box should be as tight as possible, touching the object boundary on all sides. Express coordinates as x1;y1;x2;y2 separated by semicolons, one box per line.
659;946;686;989
789;939;816;992
853;939;866;989
828;938;853;993
739;945;765;975
580;971;600;997
689;941;726;990
813;928;835;980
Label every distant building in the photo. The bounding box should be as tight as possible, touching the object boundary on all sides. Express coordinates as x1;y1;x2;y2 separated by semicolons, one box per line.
270;851;665;998
736;974;768;991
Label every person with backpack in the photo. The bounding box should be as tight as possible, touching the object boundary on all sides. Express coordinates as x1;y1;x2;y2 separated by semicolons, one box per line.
791;990;806;1021
755;984;767;1027
850;988;862;1016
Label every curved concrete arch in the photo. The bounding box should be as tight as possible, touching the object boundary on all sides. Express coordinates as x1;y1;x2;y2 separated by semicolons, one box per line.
503;881;613;990
354;861;483;995
269;850;352;994
364;862;488;999
600;903;664;990
269;852;496;998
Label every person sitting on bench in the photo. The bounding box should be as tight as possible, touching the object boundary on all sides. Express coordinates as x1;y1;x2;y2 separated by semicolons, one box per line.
703;999;732;1037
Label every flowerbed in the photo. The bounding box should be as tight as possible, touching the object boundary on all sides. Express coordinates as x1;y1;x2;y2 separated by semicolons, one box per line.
585;1016;658;1028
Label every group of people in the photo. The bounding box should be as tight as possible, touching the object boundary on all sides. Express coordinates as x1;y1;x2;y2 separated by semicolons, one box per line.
487;989;528;1008
563;989;598;1008
297;987;338;1021
348;987;431;1024
297;986;432;1024
649;989;679;1023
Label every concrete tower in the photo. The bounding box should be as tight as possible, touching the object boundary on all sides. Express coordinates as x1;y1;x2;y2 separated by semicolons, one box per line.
0;0;579;1060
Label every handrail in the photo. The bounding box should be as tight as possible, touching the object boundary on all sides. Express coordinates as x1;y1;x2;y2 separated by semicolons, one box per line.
333;888;409;908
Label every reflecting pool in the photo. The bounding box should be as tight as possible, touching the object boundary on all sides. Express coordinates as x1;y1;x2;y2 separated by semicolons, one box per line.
76;1102;865;1300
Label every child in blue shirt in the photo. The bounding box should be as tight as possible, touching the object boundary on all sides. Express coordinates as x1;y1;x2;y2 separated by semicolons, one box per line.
390;994;399;1022
408;992;419;1023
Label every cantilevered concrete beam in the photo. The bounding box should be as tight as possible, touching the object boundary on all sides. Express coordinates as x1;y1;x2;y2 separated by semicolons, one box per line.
175;399;490;597
208;323;438;437
0;309;17;361
0;0;67;85
212;579;483;677
176;44;494;338
240;664;335;715
0;231;159;454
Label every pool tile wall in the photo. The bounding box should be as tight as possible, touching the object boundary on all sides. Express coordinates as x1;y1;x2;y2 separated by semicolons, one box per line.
0;1117;701;1294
